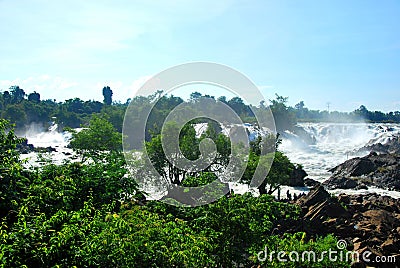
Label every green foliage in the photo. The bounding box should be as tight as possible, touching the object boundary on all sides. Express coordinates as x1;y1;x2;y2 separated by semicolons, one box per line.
181;172;217;187
69;115;122;158
250;233;350;267
0;119;25;218
242;135;295;195
102;86;113;105
22;153;136;216
269;94;296;132
146;193;302;267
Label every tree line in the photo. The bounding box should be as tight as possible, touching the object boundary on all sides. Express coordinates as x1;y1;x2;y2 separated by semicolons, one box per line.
1;85;399;136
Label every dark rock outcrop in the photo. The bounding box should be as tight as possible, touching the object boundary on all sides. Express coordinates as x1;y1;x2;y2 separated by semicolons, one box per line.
34;146;57;153
358;135;400;155
17;138;57;154
16;138;35;154
285;167;308;187
328;157;376;178
324;152;400;191
304;178;321;187
287;186;400;266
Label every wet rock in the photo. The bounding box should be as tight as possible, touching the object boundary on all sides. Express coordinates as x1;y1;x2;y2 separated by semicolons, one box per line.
338;194;351;205
285;167;307;187
16;138;35;154
325;153;400;191
328;157;376;177
34;146;57;153
358;135;400;155
296;185;330;208
304;178;320;187
323;177;358;189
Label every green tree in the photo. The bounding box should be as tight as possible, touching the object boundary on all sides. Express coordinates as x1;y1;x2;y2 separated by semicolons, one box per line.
68;115;122;158
0;119;25;218
269;94;296;132
27;91;40;103
3;105;27;128
241;135;297;195
9;86;26;104
102;86;113;105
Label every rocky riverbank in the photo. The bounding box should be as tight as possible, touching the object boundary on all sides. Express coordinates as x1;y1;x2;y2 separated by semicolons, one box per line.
284;185;400;267
17;138;57;154
358;135;400;155
323;152;400;191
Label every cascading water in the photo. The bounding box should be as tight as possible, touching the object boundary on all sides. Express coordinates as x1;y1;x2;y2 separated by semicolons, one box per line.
280;122;400;182
20;123;75;166
24;123;72;148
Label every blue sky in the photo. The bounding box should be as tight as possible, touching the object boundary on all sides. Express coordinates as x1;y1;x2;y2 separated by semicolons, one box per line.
0;0;399;112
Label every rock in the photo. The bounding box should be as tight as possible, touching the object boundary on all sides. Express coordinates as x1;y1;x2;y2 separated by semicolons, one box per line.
353;241;367;251
326;153;400;191
381;238;399;253
296;185;330;208
338;194;351;205
304;178;320;187
323;177;358;189
357;183;368;190
329;158;376;177
34;146;57;153
358;135;400;155
16;138;35;154
350;262;366;268
293;188;400;259
286;167;307;187
360;210;399;233
304;199;350;222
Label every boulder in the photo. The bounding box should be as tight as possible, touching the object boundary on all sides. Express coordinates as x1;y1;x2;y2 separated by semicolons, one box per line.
296;185;330;208
358;135;400;155
285;167;307;187
16;138;35;154
329;158;376;177
326;153;400;191
293;188;400;260
304;178;320;187
323;177;358;189
380;238;399;253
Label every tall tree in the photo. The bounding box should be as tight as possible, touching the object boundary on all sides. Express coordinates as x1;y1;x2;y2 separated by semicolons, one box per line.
2;91;11;105
28;91;41;103
9;86;25;104
102;86;113;105
269;94;296;132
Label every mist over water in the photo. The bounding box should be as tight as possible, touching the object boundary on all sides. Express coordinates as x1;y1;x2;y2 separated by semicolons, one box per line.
17;121;400;198
21;123;72;148
280;122;400;181
19;123;75;166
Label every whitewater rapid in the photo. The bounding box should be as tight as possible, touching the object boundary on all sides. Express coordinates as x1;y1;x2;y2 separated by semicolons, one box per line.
19;124;77;166
280;122;400;198
19;122;400;199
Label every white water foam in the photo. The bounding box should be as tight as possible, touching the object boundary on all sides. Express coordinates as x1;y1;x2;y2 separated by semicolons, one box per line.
279;122;400;198
20;123;77;166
